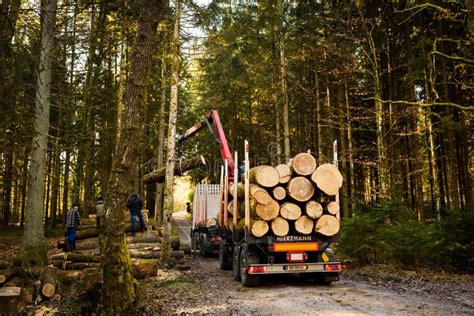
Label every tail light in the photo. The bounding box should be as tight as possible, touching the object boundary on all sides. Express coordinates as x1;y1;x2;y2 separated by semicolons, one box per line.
324;263;343;271
248;266;267;274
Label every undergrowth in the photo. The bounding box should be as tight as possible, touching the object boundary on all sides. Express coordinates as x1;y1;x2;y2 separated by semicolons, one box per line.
338;205;474;274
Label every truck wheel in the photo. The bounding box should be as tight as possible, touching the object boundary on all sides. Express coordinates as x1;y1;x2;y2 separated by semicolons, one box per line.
240;246;260;287
232;245;241;281
219;241;232;270
200;234;211;257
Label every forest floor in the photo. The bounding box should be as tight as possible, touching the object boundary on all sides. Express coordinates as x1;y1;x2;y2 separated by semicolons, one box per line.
136;212;474;315
1;220;473;315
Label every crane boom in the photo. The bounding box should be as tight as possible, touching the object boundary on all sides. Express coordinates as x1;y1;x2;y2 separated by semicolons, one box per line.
177;109;235;180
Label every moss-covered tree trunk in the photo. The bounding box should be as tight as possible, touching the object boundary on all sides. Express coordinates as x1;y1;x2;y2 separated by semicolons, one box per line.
20;0;58;266
160;0;180;266
101;0;163;313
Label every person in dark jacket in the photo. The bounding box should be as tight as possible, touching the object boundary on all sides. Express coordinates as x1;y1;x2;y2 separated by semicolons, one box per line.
66;202;81;250
95;196;104;229
127;193;145;235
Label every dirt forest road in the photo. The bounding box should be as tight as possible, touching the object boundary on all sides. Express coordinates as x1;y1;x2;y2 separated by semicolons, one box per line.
140;212;474;315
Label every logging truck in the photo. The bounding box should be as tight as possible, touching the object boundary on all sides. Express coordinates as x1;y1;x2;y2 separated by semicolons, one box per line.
180;110;343;286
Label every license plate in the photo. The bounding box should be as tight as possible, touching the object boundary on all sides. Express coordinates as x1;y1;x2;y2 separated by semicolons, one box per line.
286;264;308;271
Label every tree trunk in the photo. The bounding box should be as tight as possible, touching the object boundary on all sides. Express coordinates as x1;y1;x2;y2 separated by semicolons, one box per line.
248;166;279;188
143;156;206;184
161;0;180;266
101;0;163;313
278;0;290;160
19;0;58;266
2;149;13;225
154;19;169;227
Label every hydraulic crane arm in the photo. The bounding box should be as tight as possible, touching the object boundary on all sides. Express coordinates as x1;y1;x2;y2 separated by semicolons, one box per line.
177;109;235;180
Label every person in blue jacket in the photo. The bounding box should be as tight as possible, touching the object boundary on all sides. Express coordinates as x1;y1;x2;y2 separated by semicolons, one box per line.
127;193;145;235
66;202;81;250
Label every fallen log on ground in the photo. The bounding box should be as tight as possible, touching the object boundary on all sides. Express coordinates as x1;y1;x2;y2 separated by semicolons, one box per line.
0;268;19;284
127;250;184;260
51;252;101;263
40;267;57;298
143;155;206;184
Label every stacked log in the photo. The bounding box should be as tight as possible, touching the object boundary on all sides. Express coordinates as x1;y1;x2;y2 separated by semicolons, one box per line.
231;152;342;238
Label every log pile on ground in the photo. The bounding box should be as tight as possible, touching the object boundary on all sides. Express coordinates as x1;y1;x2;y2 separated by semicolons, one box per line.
230;152;342;238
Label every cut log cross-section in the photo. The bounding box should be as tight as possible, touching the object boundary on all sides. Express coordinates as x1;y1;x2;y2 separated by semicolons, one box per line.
315;215;340;236
287;176;314;202
306;200;323;219
311;163;343;196
250;184;273;205
272;186;286;201
327;201;340;216
255;199;280;221
0;268;19;284
295;215;314;235
271;217;290;237
291;153;317;176
143;155;206;184
280;202;302;220
275;164;292;184
41;267;58;298
248;166;279;188
251;220;269;237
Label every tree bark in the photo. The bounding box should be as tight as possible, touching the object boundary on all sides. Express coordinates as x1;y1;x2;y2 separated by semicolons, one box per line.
161;0;180;266
278;0;291;160
20;0;58;266
101;0;164;313
154;17;169;227
248;166;279;188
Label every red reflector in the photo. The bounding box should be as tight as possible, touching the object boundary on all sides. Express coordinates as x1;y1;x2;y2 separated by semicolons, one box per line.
248;266;267;274
324;263;343;271
210;236;222;242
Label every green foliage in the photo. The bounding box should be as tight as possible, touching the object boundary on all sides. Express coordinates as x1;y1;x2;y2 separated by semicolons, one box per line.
340;208;474;273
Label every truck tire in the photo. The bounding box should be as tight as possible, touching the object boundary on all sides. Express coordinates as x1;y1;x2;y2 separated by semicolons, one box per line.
200;234;211;257
219;241;232;270
232;245;241;281
240;245;260;287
